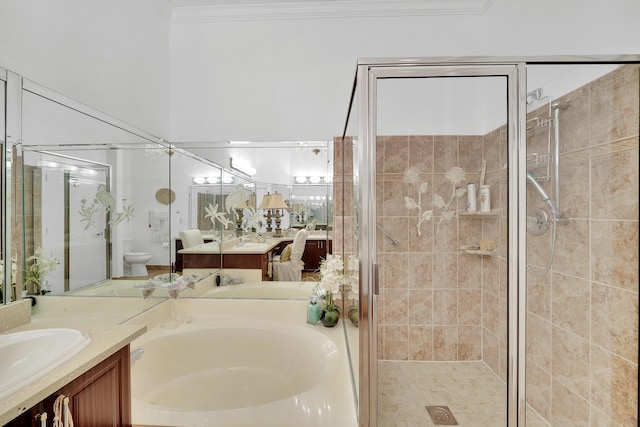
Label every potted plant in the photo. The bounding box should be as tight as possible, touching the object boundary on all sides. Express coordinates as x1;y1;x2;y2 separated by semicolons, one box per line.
24;248;60;295
318;255;345;327
320;289;340;327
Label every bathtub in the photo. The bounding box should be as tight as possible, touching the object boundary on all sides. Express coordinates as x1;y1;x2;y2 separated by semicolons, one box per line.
129;299;357;427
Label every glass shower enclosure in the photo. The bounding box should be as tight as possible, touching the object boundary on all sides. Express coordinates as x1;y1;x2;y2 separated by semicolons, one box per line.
346;57;639;427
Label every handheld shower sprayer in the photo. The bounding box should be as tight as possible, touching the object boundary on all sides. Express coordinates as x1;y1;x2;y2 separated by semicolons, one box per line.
526;172;560;217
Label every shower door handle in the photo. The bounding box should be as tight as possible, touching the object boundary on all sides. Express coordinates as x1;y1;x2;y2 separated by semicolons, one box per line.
373;263;380;296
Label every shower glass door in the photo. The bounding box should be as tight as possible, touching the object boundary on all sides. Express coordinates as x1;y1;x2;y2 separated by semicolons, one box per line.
355;61;523;427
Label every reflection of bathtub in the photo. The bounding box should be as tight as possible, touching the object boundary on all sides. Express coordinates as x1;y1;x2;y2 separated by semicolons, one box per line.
129;304;355;427
203;281;316;299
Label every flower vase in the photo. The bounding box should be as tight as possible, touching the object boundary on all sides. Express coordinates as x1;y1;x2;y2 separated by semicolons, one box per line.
321;309;340;327
320;290;340;327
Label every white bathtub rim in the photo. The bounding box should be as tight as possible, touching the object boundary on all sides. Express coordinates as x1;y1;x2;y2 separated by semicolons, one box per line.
131;319;340;414
132;317;337;348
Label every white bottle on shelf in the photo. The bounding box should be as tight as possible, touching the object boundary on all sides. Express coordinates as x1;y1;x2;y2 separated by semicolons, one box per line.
467;183;477;212
479;185;491;212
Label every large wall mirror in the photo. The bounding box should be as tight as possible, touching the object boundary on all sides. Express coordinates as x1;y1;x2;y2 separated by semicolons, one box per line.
173;141;334;288
1;73;338;308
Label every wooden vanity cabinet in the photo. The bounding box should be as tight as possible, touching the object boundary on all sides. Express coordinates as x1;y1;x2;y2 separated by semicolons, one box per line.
174;237;214;272
303;239;332;272
7;345;131;427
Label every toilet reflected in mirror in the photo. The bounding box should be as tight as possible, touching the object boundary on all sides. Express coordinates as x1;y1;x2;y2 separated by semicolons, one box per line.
123;240;151;277
123;252;151;277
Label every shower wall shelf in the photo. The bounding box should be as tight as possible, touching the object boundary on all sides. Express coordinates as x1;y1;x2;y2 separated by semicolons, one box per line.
458;209;501;217
527;153;552;182
527;153;551;168
526;116;554;133
459;247;498;257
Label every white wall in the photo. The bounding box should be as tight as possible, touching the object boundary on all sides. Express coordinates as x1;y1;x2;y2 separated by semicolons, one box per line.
169;0;640;141
0;0;171;137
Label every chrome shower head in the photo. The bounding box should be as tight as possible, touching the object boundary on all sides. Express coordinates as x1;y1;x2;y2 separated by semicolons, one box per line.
527;173;560;217
526;88;544;106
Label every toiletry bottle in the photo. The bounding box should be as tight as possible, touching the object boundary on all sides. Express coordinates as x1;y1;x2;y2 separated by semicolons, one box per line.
307;296;321;324
479;185;491;212
467;183;477;212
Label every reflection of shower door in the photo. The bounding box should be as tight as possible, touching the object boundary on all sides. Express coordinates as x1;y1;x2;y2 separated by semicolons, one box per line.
40;162;110;293
356;62;523;427
66;172;109;291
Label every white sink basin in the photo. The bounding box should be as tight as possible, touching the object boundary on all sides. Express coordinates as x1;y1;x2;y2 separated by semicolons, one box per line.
0;328;91;400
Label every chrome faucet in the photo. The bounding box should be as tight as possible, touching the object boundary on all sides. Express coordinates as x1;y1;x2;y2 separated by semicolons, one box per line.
130;348;144;365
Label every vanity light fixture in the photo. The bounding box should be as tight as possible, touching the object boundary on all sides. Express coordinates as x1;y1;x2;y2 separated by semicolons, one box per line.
293;176;333;185
193;176;235;185
230;158;256;176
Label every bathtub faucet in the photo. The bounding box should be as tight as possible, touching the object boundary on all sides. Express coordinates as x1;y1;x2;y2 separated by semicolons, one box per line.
130;348;144;365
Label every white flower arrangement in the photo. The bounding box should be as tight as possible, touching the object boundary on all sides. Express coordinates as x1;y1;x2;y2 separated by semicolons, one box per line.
0;257;17;287
319;254;345;294
318;253;359;295
404;166;467;236
25;248;60;294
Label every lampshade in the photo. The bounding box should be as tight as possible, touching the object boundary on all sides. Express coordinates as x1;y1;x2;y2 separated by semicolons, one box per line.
258;193;272;210
234;198;248;209
266;193;289;210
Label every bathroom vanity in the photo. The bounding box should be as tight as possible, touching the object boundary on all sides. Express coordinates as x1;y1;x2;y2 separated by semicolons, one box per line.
5;346;131;426
178;235;332;278
0;300;148;427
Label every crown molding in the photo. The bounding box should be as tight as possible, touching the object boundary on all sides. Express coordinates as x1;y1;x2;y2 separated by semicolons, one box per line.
171;0;495;23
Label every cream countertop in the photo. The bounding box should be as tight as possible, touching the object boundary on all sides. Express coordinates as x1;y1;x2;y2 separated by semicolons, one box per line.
179;234;332;255
0;296;156;425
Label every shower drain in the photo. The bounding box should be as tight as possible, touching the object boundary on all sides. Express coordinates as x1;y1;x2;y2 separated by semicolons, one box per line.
425;405;458;425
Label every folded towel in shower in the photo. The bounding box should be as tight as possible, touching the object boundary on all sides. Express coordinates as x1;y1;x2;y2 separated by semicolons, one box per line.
480;240;497;251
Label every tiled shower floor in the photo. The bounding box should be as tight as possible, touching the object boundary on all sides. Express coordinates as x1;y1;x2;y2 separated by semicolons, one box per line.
378;361;547;427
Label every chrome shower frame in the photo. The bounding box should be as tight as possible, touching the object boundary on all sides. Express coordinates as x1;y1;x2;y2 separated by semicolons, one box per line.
352;55;640;427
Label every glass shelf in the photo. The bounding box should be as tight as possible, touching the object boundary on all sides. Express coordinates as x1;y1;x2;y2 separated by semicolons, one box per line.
458;209;501;217
460;249;498;256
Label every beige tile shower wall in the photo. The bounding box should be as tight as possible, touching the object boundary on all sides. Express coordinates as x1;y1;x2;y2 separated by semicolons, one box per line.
375;134;507;363
525;65;639;426
333;136;355;256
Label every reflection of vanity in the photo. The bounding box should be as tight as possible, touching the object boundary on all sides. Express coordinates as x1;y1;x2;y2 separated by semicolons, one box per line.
179;239;283;281
178;235;332;279
174;236;216;272
301;236;332;271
